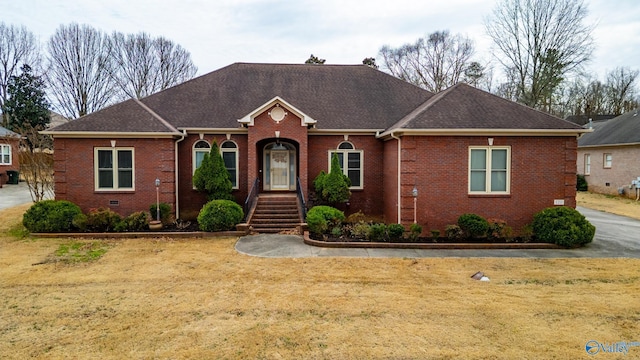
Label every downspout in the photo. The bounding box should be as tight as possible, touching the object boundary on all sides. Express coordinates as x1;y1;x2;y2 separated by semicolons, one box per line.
174;129;187;219
389;132;402;224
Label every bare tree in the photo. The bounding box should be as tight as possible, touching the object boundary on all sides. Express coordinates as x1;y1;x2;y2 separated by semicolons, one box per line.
605;67;639;115
0;23;41;126
379;30;474;92
46;23;118;119
152;36;197;92
18;124;54;202
485;0;595;109
109;32;158;99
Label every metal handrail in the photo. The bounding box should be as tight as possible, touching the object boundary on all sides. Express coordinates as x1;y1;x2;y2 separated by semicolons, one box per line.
296;177;307;220
244;177;260;221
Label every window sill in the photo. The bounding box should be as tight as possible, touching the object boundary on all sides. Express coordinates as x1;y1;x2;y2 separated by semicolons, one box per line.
468;193;511;198
94;189;135;193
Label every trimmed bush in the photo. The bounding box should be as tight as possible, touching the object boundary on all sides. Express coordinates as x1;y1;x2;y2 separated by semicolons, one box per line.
115;211;150;232
387;224;405;242
306;205;345;235
23;200;83;233
409;223;422;242
532;206;595;247
445;224;464;241
577;174;588;191
86;207;122;232
149;202;172;223
458;213;489;238
197;200;243;232
367;223;387;242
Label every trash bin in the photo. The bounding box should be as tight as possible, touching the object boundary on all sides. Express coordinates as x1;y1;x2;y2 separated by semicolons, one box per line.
6;170;19;184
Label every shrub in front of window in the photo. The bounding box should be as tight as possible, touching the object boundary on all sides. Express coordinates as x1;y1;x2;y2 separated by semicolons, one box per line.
306;205;345;236
387;223;406;242
23;200;83;233
150;202;172;223
193;141;234;201
197;200;244;232
114;211;150;232
458;213;489;238
85;207;123;232
314;153;351;205
576;174;588;191
532;206;595;247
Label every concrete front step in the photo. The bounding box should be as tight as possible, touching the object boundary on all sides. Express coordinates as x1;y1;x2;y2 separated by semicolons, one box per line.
248;194;303;234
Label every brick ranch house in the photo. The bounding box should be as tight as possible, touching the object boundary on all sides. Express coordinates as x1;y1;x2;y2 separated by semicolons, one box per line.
0;126;20;187
43;63;588;234
577;108;640;198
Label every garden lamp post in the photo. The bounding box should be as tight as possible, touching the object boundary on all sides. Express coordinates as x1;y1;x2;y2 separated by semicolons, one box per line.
412;186;418;224
155;178;160;222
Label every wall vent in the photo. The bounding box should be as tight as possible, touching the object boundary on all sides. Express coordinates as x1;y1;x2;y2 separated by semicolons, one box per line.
109;200;120;206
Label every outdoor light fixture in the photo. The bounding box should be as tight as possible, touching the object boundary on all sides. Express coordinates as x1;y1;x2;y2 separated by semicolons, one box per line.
155;178;160;222
488;138;494;146
275;130;280;139
412;186;418;223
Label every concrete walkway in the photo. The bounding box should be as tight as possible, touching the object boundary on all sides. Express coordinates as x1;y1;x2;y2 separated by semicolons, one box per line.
236;207;640;259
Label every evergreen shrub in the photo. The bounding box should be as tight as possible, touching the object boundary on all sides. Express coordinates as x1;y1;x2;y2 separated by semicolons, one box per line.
306;206;345;235
197;200;243;232
532;206;595;247
22;200;83;233
458;213;489;238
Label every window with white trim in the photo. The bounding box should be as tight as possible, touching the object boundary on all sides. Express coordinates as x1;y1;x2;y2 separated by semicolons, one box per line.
584;154;591;175
329;141;363;189
469;146;510;194
193;140;211;173
603;153;612;168
221;141;238;189
95;148;134;190
0;144;11;165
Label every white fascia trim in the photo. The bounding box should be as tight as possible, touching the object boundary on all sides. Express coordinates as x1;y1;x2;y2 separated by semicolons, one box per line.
40;131;182;138
237;96;317;127
179;128;248;134
377;128;591;139
308;129;382;135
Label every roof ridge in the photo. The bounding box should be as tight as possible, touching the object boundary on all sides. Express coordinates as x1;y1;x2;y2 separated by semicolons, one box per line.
133;99;181;134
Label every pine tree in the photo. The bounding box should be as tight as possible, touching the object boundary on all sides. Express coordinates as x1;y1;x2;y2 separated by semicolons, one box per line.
3;64;50;131
321;153;351;204
192;141;233;201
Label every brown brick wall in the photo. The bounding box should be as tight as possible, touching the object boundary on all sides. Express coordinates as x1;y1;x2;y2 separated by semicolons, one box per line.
400;136;577;234
577;145;640;198
53;137;176;217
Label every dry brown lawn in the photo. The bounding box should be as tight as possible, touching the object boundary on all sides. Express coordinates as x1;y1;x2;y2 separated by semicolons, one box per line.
1;198;640;359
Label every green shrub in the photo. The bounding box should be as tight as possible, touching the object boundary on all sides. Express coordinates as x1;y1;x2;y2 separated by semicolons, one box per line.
532;206;595;247
192;141;234;201
387;224;405;242
445;224;464;241
458;213;489;238
430;229;440;239
409;223;422;241
116;211;150;232
197;200;244;232
149;202;172;223
576;174;588;191
367;223;387;242
85;207;122;232
313;153;351;205
331;226;343;237
348;221;370;239
306;206;345;235
23;200;83;233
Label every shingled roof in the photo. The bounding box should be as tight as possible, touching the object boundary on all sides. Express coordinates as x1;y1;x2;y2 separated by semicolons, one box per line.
0;126;19;138
578;108;640;146
385;83;585;132
49;63;433;134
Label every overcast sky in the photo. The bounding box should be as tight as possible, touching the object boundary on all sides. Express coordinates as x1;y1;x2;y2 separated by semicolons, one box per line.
3;0;639;81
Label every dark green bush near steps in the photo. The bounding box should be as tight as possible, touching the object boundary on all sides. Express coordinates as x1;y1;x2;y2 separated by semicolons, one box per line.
23;200;83;233
197;200;244;232
532;206;595;247
306;206;345;236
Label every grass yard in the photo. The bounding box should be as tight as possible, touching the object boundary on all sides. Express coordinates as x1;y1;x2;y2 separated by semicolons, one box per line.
1;198;640;359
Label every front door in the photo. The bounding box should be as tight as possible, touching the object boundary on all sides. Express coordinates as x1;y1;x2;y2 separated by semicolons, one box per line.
270;150;290;190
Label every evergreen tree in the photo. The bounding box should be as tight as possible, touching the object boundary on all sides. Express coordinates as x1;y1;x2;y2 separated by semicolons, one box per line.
3;64;50;131
192;141;233;201
321;153;351;204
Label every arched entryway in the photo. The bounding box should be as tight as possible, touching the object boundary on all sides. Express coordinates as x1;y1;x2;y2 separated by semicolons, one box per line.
262;141;297;191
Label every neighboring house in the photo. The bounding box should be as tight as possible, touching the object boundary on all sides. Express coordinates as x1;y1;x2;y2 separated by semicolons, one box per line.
0;126;20;186
43;63;587;234
577;108;640;198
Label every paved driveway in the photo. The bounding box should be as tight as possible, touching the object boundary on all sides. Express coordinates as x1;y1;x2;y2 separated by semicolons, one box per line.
236;207;640;258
